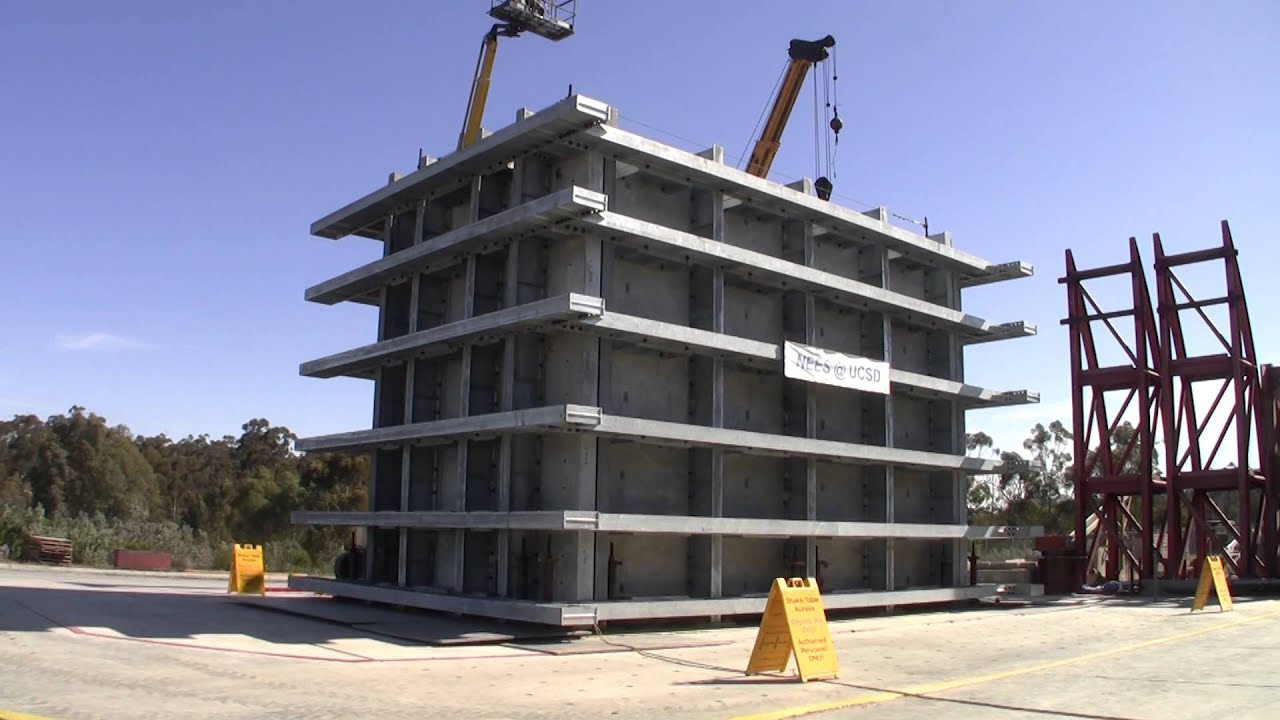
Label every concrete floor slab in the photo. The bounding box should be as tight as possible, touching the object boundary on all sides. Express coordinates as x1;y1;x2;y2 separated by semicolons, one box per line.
231;594;575;645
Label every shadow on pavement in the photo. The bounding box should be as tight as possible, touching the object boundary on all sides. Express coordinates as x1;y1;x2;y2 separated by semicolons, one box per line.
0;583;426;647
0;579;572;649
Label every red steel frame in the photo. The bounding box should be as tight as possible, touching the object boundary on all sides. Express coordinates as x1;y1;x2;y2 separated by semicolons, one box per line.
1262;364;1280;576
1062;239;1163;582
1155;221;1271;579
1065;220;1277;583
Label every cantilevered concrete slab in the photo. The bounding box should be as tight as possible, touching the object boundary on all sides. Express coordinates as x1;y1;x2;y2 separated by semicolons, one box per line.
286;576;1030;626
302;295;1036;406
307;188;607;305
567;122;1030;285
296;404;999;473
961;320;1037;345
312;95;611;240
301;294;604;379
569;212;1017;339
294;405;602;452
292;510;1042;541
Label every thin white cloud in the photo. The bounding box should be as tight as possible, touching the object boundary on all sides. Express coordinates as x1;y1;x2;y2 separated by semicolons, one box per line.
54;332;151;352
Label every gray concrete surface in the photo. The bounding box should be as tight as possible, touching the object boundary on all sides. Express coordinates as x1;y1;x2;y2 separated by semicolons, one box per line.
2;565;1276;719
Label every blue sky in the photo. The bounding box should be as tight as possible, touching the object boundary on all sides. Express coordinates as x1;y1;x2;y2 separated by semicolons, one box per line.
1;1;1276;455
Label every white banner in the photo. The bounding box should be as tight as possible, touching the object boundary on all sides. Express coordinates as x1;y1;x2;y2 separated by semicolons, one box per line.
783;341;890;395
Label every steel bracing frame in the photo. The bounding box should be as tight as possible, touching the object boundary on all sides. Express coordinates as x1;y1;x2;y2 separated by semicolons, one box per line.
1062;239;1163;582
1064;221;1277;583
1262;365;1280;574
1155;221;1271;579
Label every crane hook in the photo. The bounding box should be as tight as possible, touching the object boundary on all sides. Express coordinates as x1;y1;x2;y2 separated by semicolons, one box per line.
829;110;843;143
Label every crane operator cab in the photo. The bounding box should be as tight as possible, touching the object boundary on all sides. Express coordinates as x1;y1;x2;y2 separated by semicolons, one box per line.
489;0;577;41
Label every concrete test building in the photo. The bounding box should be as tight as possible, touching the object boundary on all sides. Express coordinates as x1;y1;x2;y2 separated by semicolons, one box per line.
289;94;1041;626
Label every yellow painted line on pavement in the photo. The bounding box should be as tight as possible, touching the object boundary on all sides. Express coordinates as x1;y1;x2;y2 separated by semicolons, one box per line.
0;710;57;720
731;607;1280;720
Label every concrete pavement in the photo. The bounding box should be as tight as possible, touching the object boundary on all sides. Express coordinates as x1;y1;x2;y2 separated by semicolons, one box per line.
1;565;1276;719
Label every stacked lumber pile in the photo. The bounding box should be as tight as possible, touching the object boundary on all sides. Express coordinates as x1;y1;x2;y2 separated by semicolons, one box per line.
24;535;72;566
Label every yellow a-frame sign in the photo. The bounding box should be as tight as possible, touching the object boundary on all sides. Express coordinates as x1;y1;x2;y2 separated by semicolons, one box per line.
1191;555;1232;612
745;577;839;682
227;543;266;595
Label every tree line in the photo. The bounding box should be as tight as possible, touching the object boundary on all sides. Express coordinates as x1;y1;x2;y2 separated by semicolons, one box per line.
1;405;1143;570
966;420;1163;535
0;407;366;571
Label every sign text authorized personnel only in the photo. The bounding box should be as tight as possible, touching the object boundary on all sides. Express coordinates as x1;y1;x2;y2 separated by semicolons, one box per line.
783;341;890;395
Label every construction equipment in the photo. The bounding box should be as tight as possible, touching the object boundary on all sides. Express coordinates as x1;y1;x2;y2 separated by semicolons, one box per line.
745;35;841;200
458;1;577;150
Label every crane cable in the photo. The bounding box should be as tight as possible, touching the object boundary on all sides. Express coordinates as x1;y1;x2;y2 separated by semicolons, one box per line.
829;42;841;177
737;61;789;170
813;67;821;181
812;45;841;183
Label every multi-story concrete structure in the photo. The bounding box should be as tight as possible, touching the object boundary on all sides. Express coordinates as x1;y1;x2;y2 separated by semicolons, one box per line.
289;94;1040;626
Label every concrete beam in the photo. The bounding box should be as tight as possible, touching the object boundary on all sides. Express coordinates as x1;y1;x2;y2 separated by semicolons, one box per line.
567;122;1030;285
591;414;998;473
569;212;1024;339
566;312;1035;409
307;187;607;305
287;575;576;625
961;320;1038;345
960;260;1034;288
301;293;604;379
306;297;1035;407
286;575;1031;626
311;95;612;240
301;405;997;471
290;509;1043;540
590;585;1028;622
295;404;602;453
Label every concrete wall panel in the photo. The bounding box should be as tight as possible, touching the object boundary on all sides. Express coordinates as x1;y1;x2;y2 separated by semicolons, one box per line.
723;209;783;257
722;537;788;597
723;368;784;434
815;462;890;522
814;539;868;592
607;255;690;325
723;454;786;519
463;530;498;594
543;332;598;407
597;533;689;599
604;346;688;423
539;434;596;511
615;174;694;232
597;440;689;515
723;283;782;344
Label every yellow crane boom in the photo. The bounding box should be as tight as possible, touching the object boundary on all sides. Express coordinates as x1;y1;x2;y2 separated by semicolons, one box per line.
457;1;577;152
745;35;837;199
459;25;521;151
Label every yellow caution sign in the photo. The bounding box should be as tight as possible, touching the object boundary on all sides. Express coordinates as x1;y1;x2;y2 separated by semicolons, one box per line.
1191;555;1232;612
227;543;265;595
746;577;839;682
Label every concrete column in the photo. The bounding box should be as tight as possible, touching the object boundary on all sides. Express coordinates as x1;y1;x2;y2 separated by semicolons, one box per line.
943;254;967;585
495;239;520;597
367;195;397;583
693;146;726;603
882;245;897;593
801;221;819;578
540;154;606;600
398;202;428;587
433;188;482;594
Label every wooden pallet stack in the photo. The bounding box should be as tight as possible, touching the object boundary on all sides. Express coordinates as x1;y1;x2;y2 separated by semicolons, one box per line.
24;535;73;566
